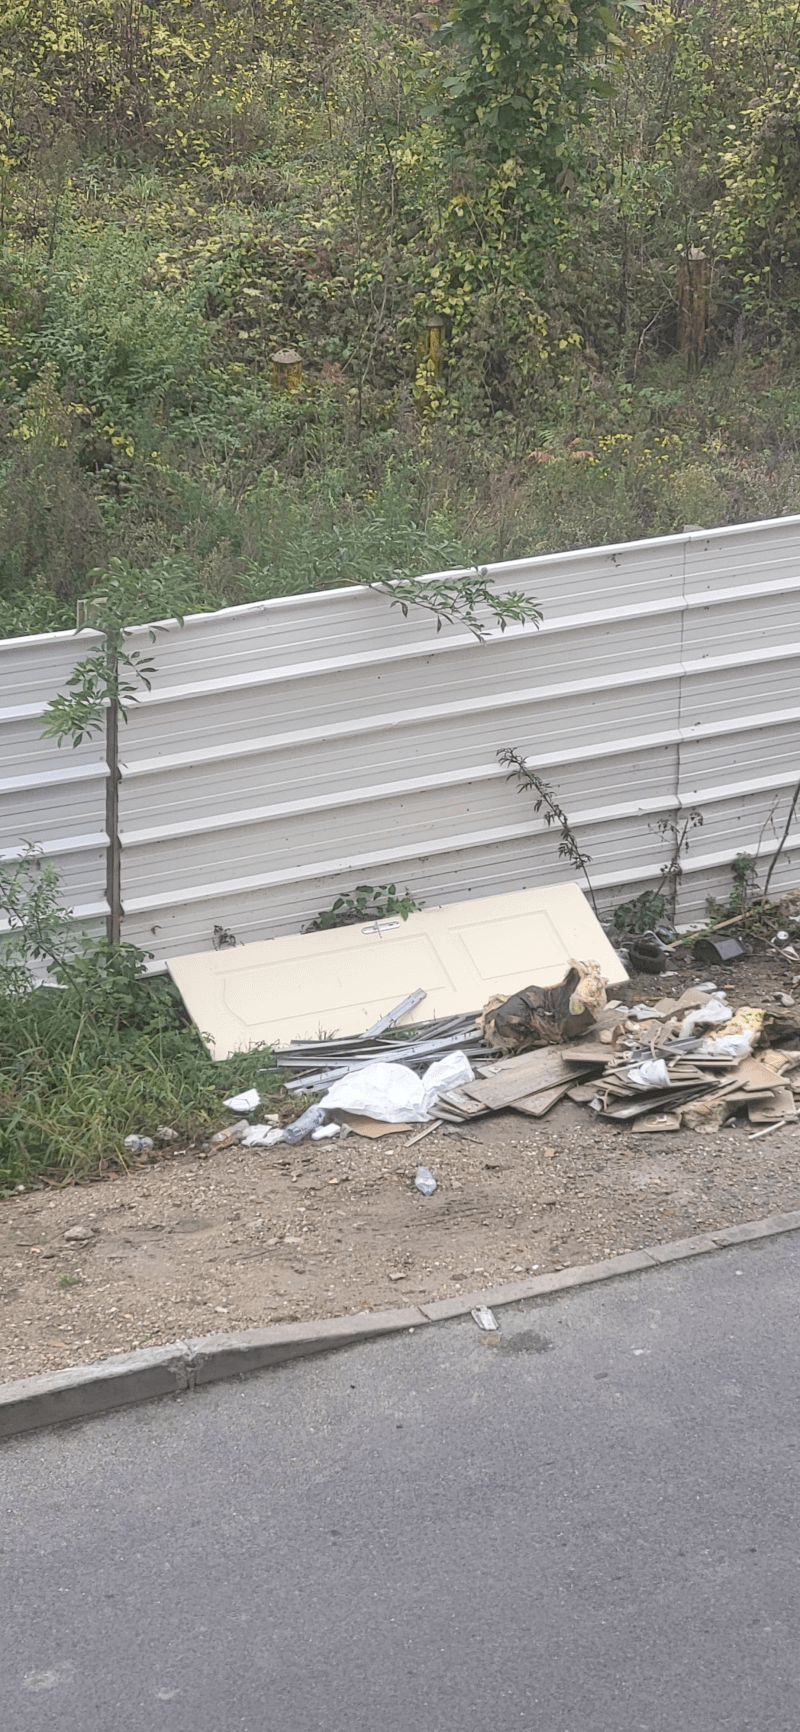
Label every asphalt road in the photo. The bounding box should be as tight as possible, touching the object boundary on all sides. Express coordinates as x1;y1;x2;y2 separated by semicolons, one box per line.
2;1233;799;1732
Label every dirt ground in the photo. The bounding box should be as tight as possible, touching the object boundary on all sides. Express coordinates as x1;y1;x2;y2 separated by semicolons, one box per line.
3;943;800;1385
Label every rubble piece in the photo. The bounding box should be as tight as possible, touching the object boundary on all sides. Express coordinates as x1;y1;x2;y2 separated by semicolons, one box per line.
631;1114;682;1133
479;961;607;1052
681;1096;729;1132
747;1087;796;1125
408;1123;437;1147
593;1004;631;1037
223;1088;260;1113
673;987;713;1010
430;1088;487;1121
735;1056;793;1090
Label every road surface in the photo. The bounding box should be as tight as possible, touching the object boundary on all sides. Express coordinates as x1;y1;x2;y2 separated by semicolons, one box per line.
2;1231;799;1731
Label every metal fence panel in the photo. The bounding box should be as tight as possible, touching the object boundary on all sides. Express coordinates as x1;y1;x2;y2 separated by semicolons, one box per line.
2;517;800;960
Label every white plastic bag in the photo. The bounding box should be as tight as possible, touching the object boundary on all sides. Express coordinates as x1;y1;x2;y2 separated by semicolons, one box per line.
322;1061;428;1122
321;1052;475;1125
420;1051;475;1114
696;1032;755;1060
224;1088;260;1112
680;996;731;1039
627;1058;670;1089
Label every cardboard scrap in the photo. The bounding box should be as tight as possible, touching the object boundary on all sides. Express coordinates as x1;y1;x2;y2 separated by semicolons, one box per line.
746;1087;796;1125
336;1113;415;1137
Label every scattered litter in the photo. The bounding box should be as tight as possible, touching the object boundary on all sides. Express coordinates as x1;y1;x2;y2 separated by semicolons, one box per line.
223;1088;260;1113
281;1103;328;1144
155;1126;178;1143
414;1166;437;1196
407;1123;437;1147
193;920;800;1147
631;1113;682;1133
123;1135;154;1154
335;1114;415;1138
206;1119;250;1149
241;1124;284;1146
472;1306;499;1331
680;995;732;1038
748;1117;796;1140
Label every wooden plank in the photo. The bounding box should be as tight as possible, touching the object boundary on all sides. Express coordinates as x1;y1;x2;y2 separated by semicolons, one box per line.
463;1051;600;1110
510;1082;574;1117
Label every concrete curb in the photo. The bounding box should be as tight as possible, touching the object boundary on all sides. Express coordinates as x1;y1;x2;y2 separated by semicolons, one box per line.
3;1209;800;1441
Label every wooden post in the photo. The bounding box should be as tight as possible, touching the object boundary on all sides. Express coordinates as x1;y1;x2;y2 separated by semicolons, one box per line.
271;348;303;392
677;247;708;373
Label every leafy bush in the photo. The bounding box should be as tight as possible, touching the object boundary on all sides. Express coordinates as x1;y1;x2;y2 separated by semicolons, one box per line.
0;853;277;1190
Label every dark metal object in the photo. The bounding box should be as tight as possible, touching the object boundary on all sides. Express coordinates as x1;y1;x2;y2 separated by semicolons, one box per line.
693;935;745;966
627;934;666;975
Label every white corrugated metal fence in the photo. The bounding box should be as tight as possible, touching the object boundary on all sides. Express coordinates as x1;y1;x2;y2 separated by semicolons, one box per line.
2;516;800;963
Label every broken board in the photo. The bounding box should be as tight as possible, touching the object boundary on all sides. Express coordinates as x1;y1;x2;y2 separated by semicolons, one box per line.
167;884;627;1059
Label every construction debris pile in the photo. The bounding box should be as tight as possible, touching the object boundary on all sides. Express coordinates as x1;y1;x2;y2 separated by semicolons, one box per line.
433;984;800;1136
260;970;800;1143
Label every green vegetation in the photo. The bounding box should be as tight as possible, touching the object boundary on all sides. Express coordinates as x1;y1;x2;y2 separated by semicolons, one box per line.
4;0;800;1183
2;0;800;640
306;883;420;930
499;747;598;914
0;851;277;1192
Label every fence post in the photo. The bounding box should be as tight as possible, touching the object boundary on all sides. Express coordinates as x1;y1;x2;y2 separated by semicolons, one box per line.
271;348;303;391
677;247;707;373
105;658;122;947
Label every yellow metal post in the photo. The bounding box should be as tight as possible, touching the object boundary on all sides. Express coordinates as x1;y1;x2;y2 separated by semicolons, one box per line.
271;348;303;392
